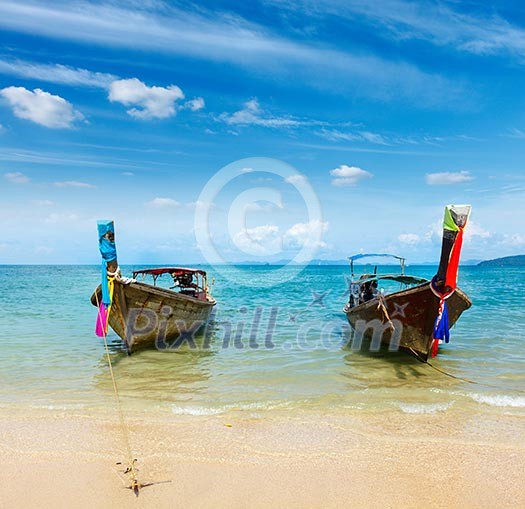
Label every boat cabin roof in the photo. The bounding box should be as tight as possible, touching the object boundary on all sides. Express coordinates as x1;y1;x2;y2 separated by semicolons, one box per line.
348;252;408;278
132;267;207;278
357;274;428;286
348;253;405;263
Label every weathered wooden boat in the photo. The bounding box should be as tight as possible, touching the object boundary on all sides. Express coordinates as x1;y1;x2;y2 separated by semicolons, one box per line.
344;205;472;360
91;221;216;353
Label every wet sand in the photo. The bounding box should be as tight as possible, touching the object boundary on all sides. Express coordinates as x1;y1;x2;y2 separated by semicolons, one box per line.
2;407;524;508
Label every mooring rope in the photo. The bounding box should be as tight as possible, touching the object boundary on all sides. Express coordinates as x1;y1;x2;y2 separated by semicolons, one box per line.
95;289;140;494
377;293;394;330
408;347;525;394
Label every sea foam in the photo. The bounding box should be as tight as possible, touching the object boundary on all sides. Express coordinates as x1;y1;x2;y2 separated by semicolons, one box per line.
171;400;290;416
398;402;453;414
171;406;224;416
469;393;525;408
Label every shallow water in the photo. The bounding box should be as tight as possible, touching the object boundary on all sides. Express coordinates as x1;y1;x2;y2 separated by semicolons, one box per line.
0;264;523;417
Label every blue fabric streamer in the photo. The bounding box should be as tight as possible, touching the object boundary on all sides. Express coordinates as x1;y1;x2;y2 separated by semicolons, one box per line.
97;220;117;262
97;220;117;306
433;301;450;343
100;261;110;306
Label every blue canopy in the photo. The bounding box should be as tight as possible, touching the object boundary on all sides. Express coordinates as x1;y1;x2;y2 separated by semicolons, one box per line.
348;253;404;262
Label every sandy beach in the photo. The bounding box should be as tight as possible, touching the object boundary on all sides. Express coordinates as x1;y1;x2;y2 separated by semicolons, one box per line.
2;407;524;509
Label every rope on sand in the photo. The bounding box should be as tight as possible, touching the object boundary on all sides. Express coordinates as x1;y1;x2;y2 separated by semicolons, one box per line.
95;289;141;496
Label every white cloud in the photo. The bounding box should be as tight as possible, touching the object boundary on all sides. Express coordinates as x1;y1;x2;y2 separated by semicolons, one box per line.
284;174;307;185
240;167;255;174
148;197;181;208
398;233;420;245
359;131;388;145
45;213;79;224
464;221;491;241
244;201;283;212
4;171;29;184
426;171;474;185
506;233;525;246
0;1;461;105
424;218;490;245
330;165;373;186
243;224;280;238
186;200;215;211
0;58;116;88
109;78;184;119
424;219;444;244
232;220;329;256
184;97;205;111
34;245;54;255
279;0;525;60
0;87;83;128
32;199;54;206
54;181;95;188
233;224;281;256
316;129;360;143
505;128;525;139
219;99;305;128
284;220;329;249
316;129;389;145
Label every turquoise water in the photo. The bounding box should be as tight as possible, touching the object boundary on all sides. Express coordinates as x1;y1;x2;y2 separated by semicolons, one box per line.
0;265;524;416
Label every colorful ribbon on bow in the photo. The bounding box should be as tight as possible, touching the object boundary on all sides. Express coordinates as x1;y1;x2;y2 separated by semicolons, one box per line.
431;289;450;357
95;220;117;337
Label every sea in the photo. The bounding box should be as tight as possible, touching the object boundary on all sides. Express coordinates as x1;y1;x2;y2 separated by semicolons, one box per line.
0;264;524;418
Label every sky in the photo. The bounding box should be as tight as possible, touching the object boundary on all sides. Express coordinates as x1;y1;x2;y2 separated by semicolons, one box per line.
1;0;524;265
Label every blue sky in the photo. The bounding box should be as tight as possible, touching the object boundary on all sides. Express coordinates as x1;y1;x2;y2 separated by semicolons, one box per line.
0;0;524;264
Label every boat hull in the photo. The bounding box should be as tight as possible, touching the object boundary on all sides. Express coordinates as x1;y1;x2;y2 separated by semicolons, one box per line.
344;282;471;360
91;280;216;353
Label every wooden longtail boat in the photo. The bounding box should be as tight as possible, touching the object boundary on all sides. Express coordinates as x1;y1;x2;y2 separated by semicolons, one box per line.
343;205;472;360
91;221;216;354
